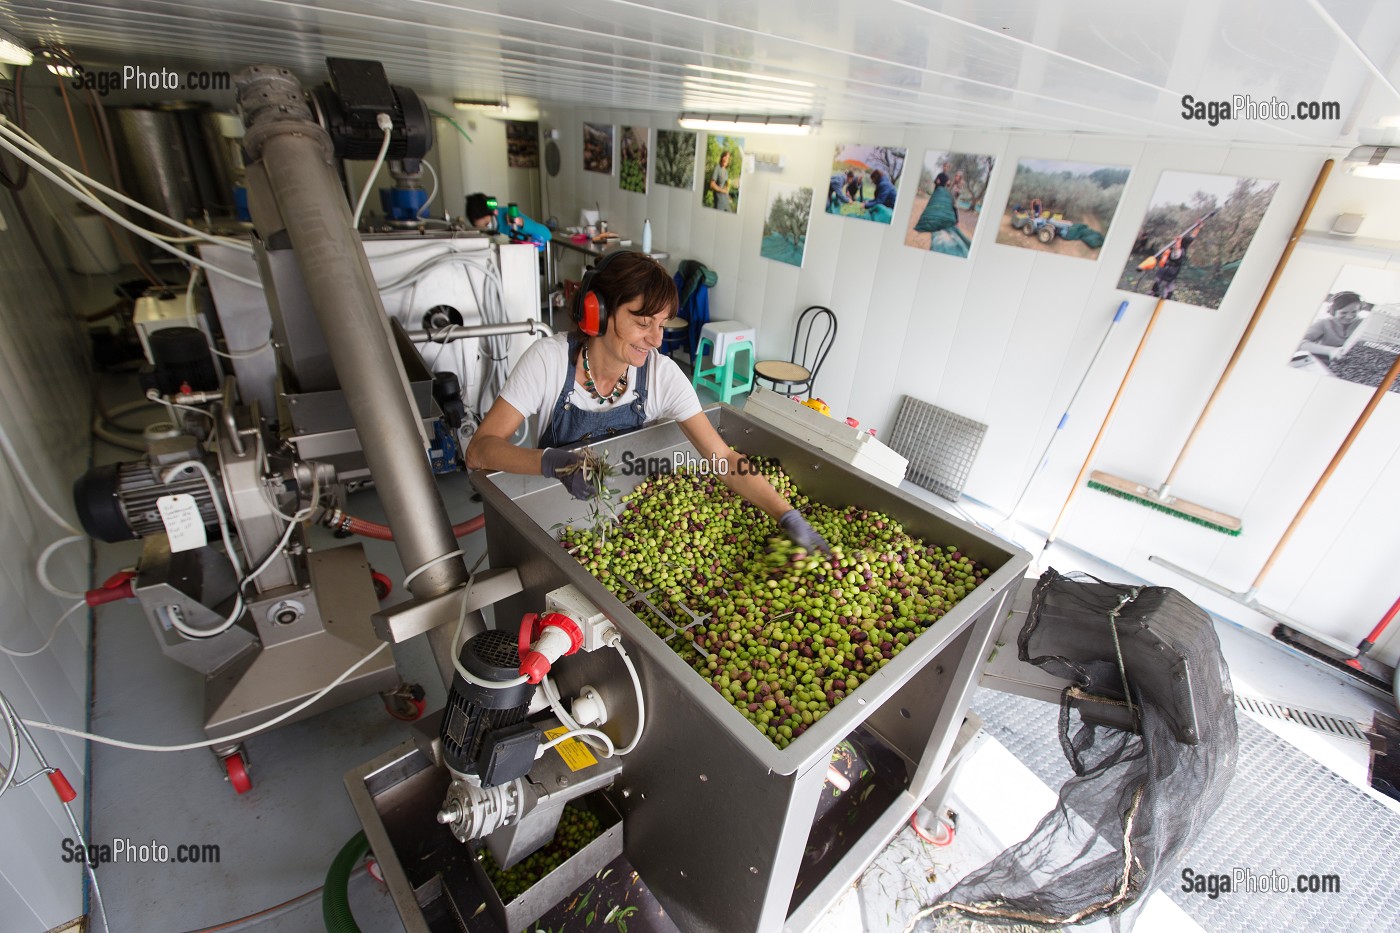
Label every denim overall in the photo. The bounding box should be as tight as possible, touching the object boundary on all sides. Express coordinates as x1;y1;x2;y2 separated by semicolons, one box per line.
539;332;650;448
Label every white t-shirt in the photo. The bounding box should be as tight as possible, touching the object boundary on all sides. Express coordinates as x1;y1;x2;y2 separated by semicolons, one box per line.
498;333;703;437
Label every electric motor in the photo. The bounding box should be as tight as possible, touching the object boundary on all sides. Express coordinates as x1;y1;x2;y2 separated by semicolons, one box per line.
73;457;221;543
441;629;538;785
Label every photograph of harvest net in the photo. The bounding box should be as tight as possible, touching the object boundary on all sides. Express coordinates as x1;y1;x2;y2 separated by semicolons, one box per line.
654;128;697;189
904;149;996;258
504;120;539;169
1290;265;1400;394
582;121;614;174
702;134;744;212
1117;170;1278;309
995;158;1130;259
826;143;907;224
760;184;814;267
619;126;648;194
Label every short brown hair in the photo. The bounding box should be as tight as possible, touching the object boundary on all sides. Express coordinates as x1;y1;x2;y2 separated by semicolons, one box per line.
589;251;677;322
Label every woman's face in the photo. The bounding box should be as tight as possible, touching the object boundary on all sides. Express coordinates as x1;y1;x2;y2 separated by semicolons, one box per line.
599;297;668;369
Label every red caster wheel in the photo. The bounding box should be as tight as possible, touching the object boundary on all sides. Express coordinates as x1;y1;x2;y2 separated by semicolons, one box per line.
370;569;393;601
911;810;955;846
223;752;252;795
382;683;426;721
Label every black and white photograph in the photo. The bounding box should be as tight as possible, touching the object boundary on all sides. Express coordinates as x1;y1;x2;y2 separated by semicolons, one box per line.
1290;266;1400;394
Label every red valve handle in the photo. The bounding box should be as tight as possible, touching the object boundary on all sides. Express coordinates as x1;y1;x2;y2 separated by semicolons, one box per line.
85;570;137;607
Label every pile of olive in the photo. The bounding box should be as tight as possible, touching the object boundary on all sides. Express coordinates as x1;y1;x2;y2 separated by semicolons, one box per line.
559;459;989;749
478;805;606;902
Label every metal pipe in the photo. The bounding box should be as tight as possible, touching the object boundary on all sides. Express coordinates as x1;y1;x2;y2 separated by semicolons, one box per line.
407;320;553;343
235;65;466;599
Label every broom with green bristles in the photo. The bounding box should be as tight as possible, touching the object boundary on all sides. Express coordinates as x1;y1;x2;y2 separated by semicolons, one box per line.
1088;159;1334;536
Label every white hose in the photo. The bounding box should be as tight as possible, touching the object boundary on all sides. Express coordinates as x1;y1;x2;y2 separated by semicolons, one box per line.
159;461;244;638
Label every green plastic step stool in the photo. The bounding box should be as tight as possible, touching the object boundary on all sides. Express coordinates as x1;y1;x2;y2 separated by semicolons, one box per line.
692;336;755;403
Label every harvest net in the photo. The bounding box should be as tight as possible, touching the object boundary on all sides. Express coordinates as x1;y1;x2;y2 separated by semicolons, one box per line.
914;569;1237;931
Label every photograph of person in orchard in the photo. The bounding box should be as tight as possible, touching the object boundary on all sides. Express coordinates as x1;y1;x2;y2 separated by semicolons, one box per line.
620;126;649;193
904;150;996;258
760;184;814;267
1118;171;1278;309
504;121;539;169
826;144;906;224
702;135;743;212
583;122;614;174
1289;267;1400;394
996;159;1130;260
655;129;697;189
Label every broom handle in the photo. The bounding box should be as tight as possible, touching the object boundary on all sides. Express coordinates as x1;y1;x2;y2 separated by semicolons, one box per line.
1045;298;1168;547
1251;349;1400;590
1161;159;1334;492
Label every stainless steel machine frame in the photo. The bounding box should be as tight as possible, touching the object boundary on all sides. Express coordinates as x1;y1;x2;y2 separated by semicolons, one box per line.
350;404;1030;932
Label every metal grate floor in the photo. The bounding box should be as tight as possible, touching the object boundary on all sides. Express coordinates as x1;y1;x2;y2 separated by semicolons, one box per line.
972;688;1400;933
1235;694;1370;744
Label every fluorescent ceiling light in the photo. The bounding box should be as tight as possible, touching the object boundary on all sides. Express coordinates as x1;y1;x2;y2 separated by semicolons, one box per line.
678;113;814;136
0;27;33;66
46;63;77;78
685;64;814;89
1344;145;1400;180
452;97;539;121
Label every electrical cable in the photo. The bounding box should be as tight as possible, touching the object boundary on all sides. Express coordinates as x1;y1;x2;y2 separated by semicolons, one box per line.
159;461;245;639
22;642;389;753
37;535;88;600
418;159;439;219
536;726;615;757
402;548;463;592
1;601;85;658
184;269;273;360
0;420;80;534
608;637;647;755
92;420;148;452
0;116;254;253
351;114;393;227
0;123;263;287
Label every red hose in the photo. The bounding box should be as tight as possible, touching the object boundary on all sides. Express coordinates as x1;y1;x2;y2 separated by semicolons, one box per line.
342;513;485;541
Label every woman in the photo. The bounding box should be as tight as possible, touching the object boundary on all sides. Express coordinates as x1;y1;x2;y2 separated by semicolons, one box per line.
466;251;827;552
708;150;732;211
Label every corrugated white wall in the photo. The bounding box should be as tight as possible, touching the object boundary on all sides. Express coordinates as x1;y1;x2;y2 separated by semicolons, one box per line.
0;152;97;930
541;105;1400;666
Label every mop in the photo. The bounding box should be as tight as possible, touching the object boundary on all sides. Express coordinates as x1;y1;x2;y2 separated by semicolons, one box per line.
1088;160;1334;535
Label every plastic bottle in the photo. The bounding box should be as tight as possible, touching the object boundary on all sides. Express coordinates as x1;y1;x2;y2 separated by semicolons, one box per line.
642;218;652;254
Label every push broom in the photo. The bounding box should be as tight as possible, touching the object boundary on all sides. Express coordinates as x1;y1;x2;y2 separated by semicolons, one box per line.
1151;346;1400;696
1088;160;1335;535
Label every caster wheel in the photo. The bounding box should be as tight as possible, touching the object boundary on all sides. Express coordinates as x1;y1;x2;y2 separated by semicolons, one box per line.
370;569;393;601
383;683;426;721
910;811;955;846
223;753;252;795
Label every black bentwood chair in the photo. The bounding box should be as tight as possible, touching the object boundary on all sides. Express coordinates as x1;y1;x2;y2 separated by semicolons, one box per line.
753;305;837;399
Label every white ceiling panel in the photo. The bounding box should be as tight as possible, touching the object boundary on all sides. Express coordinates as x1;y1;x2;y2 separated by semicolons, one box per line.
2;0;1399;145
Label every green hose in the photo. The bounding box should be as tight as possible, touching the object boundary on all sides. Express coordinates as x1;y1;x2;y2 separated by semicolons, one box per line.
323;830;369;932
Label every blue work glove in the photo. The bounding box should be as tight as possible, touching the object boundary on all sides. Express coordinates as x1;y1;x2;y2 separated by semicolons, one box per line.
541;447;596;500
779;509;830;555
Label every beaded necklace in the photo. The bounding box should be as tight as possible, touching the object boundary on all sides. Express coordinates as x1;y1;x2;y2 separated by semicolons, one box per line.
582;343;628;404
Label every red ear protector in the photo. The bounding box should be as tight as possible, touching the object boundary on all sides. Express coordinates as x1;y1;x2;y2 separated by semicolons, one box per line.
572;249;627;336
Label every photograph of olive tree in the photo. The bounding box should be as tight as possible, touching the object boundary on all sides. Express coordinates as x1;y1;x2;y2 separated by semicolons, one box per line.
583;122;613;174
1289;266;1400;394
619;126;648;194
1116;171;1277;309
995;159;1131;260
760;184;813;267
904;150;996;258
825;144;906;224
655;129;697;190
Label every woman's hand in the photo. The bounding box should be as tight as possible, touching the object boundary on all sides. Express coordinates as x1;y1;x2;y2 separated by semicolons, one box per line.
541;448;597;500
779;510;830;554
